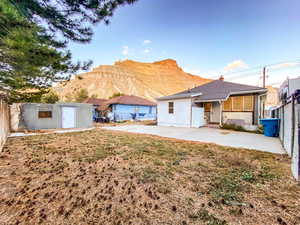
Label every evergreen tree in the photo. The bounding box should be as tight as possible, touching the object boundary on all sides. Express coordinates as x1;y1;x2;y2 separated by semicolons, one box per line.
0;0;137;102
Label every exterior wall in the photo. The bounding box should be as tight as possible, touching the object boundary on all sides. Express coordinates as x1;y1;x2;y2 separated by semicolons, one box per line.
0;97;10;152
10;103;24;131
223;112;253;125
112;104;156;121
20;103;93;130
157;99;192;127
279;77;300;99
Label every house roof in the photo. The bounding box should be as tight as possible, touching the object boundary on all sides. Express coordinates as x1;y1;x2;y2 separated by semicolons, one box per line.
97;95;156;111
157;80;267;102
84;98;107;105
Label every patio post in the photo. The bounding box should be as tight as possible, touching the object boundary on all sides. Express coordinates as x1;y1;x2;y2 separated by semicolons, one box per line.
219;100;223;127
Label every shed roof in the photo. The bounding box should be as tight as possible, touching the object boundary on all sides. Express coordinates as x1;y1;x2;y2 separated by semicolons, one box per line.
157;80;267;101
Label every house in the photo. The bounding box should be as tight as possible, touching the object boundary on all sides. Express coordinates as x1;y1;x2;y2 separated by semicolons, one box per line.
10;103;93;131
157;77;267;129
84;98;107;120
98;95;157;121
279;77;300;104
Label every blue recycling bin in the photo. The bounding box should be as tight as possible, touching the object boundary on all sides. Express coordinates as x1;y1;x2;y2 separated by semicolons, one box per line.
260;118;280;137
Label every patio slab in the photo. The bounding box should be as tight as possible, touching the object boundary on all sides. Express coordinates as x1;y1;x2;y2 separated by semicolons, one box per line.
103;125;285;154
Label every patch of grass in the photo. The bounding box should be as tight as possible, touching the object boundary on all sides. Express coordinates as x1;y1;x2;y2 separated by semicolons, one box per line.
210;171;243;204
241;170;256;182
189;209;228;225
258;165;278;181
83;146;115;162
140;167;160;183
210;167;278;204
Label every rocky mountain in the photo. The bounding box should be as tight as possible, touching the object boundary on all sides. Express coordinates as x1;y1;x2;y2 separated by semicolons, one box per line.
54;59;210;101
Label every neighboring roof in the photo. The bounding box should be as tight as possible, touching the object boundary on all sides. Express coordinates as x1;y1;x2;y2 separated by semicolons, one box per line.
97;95;156;111
84;98;107;105
106;95;156;106
157;80;267;101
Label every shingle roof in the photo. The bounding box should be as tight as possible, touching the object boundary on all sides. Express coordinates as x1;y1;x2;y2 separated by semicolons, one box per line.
157;80;267;101
97;95;156;111
106;95;156;106
84;98;107;105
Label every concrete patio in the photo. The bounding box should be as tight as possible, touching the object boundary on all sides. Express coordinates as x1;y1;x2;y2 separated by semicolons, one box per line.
103;125;285;154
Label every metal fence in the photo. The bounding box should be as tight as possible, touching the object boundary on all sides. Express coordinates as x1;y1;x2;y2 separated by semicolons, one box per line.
272;91;300;181
0;96;10;152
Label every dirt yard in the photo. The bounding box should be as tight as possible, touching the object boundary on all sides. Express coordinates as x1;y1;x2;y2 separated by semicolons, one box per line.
0;129;299;225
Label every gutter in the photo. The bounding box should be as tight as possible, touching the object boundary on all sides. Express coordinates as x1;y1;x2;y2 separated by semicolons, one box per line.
157;92;202;101
158;89;267;102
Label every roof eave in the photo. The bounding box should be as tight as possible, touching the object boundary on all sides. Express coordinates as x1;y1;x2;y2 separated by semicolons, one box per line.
229;89;267;95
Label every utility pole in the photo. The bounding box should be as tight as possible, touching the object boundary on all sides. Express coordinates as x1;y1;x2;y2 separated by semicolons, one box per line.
262;67;266;88
262;66;266;118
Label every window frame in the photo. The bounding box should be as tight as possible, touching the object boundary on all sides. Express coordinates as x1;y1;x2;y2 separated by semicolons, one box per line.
38;111;52;119
168;102;174;114
222;95;254;112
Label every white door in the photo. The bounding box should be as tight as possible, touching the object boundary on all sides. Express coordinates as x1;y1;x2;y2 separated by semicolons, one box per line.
191;106;206;128
62;107;76;128
210;102;221;123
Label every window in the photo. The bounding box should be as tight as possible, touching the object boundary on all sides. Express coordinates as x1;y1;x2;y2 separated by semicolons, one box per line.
168;102;174;114
232;96;243;111
204;103;211;112
243;96;253;111
223;97;232;111
224;95;254;112
38;111;52;118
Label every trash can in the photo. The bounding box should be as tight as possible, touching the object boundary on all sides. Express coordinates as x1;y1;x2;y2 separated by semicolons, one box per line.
260;118;280;137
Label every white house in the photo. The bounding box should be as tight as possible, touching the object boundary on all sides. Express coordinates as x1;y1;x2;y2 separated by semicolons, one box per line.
157;77;267;129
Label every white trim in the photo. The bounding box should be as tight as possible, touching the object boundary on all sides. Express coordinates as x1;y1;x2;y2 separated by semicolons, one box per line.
191;93;202;97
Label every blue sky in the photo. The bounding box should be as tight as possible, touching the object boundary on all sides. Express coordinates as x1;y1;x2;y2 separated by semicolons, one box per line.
69;0;300;85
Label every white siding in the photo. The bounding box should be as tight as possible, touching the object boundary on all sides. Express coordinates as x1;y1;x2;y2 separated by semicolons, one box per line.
157;99;192;127
223;112;253;125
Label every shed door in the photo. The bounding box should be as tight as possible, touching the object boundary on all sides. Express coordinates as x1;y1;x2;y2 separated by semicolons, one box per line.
62;107;76;128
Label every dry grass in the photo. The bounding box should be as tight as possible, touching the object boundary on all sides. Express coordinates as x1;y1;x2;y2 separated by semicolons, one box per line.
0;128;299;225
